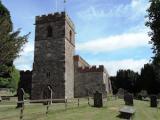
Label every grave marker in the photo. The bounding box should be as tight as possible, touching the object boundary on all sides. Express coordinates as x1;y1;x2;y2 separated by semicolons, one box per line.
124;93;134;106
150;95;157;107
94;91;103;107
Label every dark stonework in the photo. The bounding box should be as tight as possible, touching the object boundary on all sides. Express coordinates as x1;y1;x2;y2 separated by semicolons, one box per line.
18;70;32;96
150;95;157;107
17;70;32;107
124;93;134;106
31;12;75;100
18;11;113;101
94;91;103;107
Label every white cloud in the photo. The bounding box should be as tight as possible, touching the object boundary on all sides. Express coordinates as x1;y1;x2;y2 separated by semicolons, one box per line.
131;0;149;11
89;59;149;76
77;32;150;53
77;0;149;21
77;6;107;20
107;0;149;20
14;42;34;70
21;42;34;55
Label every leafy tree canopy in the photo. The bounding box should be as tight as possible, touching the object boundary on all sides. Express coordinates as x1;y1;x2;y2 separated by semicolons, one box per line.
146;0;160;65
0;1;29;91
0;0;12;34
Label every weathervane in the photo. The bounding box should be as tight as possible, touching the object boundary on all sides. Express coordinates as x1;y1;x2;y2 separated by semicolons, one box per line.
64;0;66;12
55;0;66;12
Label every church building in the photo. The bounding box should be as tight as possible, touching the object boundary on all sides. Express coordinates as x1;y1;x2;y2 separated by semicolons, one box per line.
19;12;112;100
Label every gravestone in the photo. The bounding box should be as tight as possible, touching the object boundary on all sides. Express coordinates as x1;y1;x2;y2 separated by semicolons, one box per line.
117;88;125;99
17;88;25;108
124;93;134;106
94;91;103;107
150;95;157;107
119;106;136;119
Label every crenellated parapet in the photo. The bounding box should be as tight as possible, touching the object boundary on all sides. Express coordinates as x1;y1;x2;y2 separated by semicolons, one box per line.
36;12;65;21
20;70;32;75
78;65;104;73
35;12;65;24
35;12;75;29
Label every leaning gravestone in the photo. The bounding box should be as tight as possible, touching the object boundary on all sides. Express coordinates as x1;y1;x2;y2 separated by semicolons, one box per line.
150;95;157;107
124;93;134;106
94;91;103;107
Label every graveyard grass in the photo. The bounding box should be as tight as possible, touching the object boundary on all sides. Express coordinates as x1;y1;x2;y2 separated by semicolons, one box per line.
0;98;160;120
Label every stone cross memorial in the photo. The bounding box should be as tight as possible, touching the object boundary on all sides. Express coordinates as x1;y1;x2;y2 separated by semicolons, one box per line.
94;91;103;107
150;95;157;107
124;93;134;106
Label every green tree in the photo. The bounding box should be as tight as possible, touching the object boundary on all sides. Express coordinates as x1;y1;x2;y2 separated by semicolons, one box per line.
0;0;12;34
0;66;20;92
0;1;28;68
146;0;160;65
0;1;29;65
140;64;159;94
0;1;29;91
112;69;140;94
145;0;160;92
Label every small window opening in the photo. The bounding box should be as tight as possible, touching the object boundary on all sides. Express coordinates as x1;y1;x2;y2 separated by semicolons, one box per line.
69;30;72;41
47;26;52;37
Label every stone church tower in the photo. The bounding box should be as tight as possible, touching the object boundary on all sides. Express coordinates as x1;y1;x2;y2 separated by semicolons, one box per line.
31;12;75;100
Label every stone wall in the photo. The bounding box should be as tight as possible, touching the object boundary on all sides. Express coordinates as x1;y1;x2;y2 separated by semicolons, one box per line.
64;19;75;98
74;55;111;98
31;12;75;100
29;12;112;100
18;70;32;95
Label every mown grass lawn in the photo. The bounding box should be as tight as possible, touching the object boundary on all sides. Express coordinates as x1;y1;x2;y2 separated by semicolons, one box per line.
0;98;160;120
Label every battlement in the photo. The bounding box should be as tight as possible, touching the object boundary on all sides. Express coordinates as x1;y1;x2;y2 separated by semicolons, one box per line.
35;12;75;28
20;70;32;75
78;65;104;73
36;12;65;20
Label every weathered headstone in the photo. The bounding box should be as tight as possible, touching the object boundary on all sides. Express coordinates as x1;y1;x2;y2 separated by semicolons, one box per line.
17;88;25;108
150;95;157;107
119;106;136;119
117;88;125;99
124;93;134;106
94;91;103;107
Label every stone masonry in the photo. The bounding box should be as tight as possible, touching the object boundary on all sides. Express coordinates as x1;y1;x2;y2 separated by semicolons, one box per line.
18;70;32;95
18;11;113;100
74;55;112;98
31;12;75;100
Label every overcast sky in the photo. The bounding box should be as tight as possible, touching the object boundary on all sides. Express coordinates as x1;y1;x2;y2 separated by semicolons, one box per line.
2;0;153;75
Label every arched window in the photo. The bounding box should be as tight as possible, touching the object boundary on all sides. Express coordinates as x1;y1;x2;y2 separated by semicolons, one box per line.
47;26;52;37
69;30;72;41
